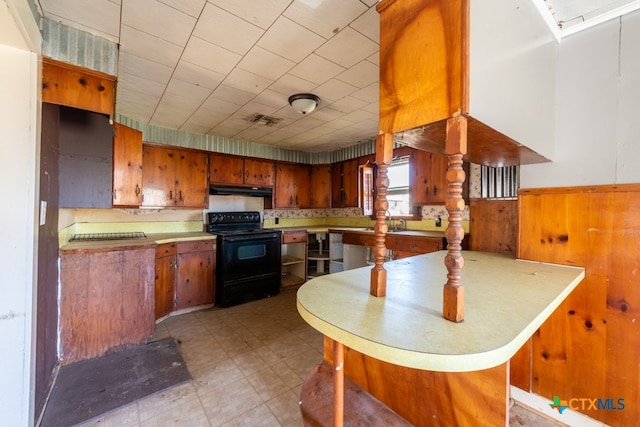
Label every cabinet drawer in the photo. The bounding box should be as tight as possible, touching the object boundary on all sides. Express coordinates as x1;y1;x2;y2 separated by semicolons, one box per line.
387;237;441;254
282;230;307;244
176;240;214;254
156;243;177;258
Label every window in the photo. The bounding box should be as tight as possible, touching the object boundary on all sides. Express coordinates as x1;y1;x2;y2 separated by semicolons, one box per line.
387;156;411;216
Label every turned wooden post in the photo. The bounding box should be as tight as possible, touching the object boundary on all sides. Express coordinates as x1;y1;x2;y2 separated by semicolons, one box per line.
443;116;467;322
333;340;345;427
370;132;394;297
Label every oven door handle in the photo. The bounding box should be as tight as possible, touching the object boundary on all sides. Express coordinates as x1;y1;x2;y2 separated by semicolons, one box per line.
221;232;280;243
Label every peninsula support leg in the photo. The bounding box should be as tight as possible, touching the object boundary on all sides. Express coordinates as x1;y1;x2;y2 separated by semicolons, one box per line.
333;340;345;427
370;132;394;297
443;116;467;322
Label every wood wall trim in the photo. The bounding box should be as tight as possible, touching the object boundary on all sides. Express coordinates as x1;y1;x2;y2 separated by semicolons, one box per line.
42;57;116;116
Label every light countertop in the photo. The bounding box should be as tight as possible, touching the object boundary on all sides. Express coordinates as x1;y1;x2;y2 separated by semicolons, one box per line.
297;250;584;372
60;232;216;253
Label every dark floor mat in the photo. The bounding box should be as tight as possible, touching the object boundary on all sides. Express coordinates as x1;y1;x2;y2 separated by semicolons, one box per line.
41;338;191;427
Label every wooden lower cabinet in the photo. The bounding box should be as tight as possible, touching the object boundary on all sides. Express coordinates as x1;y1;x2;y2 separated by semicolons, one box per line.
155;243;177;319
155;239;215;319
340;231;444;260
175;241;215;309
59;246;156;364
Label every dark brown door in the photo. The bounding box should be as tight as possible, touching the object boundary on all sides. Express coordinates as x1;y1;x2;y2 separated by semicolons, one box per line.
35;103;60;418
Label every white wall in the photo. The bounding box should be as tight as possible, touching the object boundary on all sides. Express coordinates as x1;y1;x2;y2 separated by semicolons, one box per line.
0;1;40;425
521;10;640;187
470;0;558;161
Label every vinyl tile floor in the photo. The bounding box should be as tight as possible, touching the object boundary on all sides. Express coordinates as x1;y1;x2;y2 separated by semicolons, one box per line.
75;286;561;427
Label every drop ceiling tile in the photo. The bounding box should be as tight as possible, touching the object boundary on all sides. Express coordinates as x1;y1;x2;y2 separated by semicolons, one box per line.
251;89;291;109
237;46;296;81
257;16;326;63
313;79;359;102
349;6;379;42
352;82;380;103
366;52;379;66
150;104;193;129
268;73;317;97
283;0;368;39
316;26;379;68
360;0;379;7
173;60;226;90
223;68;274;95
182;36;242;75
289;54;345;85
159;0;207;17
119;25;183;67
211;0;290;29
118;52;173;84
199;96;243;115
122;0;196;46
236;100;281;116
211;84;256;105
330;95;369;114
336;60;378;88
39;0;121;41
310;107;344;122
117;72;167;98
164;78;212;105
194;3;264;55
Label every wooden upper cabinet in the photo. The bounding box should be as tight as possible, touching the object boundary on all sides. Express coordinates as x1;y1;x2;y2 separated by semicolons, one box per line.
175;150;209;208
310;165;332;208
209;153;244;185
42;57;116;116
142;145;208;208
274;162;310;209
112;123;143;207
332;159;359;208
410;150;449;205
244;158;275;187
209;153;274;187
377;0;468;134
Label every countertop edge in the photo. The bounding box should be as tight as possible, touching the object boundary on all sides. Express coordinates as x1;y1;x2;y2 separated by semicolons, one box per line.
296;253;585;373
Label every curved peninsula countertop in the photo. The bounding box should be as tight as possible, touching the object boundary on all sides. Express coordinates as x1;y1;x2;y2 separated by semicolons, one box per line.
297;250;584;372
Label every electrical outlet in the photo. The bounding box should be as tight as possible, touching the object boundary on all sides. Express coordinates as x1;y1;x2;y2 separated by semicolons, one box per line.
435;216;442;227
275;217;279;225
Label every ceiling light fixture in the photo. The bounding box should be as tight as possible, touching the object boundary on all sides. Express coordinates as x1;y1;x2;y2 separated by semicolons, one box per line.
288;93;320;115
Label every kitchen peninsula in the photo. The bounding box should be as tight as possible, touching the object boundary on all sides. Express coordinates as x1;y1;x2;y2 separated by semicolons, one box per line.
297;251;585;425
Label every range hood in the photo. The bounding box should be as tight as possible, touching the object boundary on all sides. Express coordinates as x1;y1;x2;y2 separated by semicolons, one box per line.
209;185;273;198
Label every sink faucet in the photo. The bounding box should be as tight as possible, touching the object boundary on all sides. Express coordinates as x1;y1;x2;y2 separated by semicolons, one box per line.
385;210;395;231
398;219;406;231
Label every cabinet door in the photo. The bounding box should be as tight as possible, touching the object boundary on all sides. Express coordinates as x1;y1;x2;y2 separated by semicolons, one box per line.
112;123;143;207
244;158;275;187
155;253;175;319
175;242;214;309
210;153;244;185
142;145;174;207
175;150;209;208
332;159;359;208
410;150;448;205
293;163;311;208
310;164;331;208
274;163;296;208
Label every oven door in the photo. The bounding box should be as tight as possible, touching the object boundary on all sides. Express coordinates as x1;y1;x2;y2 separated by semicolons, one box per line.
216;231;281;307
218;231;281;282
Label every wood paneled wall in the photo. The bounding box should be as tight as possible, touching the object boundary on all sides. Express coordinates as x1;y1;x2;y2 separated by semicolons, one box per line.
468;199;518;254
324;338;509;427
515;184;640;426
